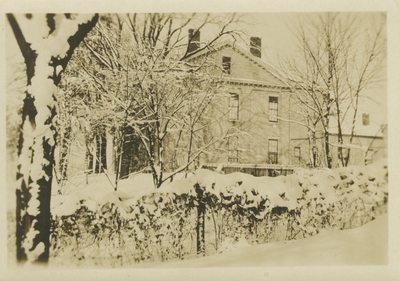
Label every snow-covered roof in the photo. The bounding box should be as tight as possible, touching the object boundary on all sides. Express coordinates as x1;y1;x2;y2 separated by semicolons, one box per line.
328;123;385;138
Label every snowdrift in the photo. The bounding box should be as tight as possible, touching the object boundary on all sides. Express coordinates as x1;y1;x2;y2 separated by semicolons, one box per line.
132;213;388;268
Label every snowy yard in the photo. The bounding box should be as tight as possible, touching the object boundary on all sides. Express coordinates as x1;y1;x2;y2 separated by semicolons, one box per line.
133;212;387;268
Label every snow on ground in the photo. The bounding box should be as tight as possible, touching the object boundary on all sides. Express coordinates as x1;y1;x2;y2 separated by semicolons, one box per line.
131;213;388;268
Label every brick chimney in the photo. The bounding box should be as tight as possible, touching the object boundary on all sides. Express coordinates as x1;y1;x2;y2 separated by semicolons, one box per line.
362;113;370;126
188;29;201;53
250;37;262;58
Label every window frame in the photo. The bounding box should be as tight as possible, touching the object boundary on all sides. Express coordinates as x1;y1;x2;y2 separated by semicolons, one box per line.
294;146;301;164
222;56;231;74
268;138;279;164
229;93;239;121
228;136;239;163
365;148;374;165
268;96;279;123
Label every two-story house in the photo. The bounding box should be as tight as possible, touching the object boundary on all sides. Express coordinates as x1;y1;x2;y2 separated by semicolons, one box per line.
185;34;309;168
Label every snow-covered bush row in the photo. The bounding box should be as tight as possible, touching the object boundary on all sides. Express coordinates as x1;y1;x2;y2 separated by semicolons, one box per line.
162;160;387;213
50;160;387;266
51;193;200;265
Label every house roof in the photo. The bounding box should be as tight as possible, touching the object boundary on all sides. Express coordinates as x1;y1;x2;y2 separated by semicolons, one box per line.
328;123;386;138
185;39;290;89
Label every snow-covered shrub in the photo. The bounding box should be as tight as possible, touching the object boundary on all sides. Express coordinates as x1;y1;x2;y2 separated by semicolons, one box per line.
50;193;200;266
49;159;387;266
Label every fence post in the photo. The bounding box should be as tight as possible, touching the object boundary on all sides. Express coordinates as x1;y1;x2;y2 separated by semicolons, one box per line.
194;183;206;256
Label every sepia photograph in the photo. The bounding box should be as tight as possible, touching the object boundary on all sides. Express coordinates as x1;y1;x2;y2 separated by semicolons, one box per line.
2;1;400;280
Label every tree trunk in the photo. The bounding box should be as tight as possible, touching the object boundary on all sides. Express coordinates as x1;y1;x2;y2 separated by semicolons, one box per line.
8;13;98;265
324;129;332;169
58;119;71;186
312;129;317;168
106;130;116;174
92;138;97;173
195;183;206;256
324;37;333;169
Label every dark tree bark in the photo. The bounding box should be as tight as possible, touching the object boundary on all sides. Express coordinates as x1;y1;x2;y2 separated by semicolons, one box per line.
195;183;206;256
7;13;98;265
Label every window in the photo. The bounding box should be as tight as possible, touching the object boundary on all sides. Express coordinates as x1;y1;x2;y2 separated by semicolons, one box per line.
222;56;231;74
269;96;278;122
342;147;349;160
228;136;239;163
294;146;301;164
362;113;370;126
268;139;278;164
365;148;374;165
229;93;239;121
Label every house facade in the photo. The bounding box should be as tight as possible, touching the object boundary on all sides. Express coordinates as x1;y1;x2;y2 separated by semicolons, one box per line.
186;38;310;168
186;35;387;169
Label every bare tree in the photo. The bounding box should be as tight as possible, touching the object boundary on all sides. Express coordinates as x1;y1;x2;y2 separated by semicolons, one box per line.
124;13;246;187
68;13;245;188
7;13;98;264
278;13;386;168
